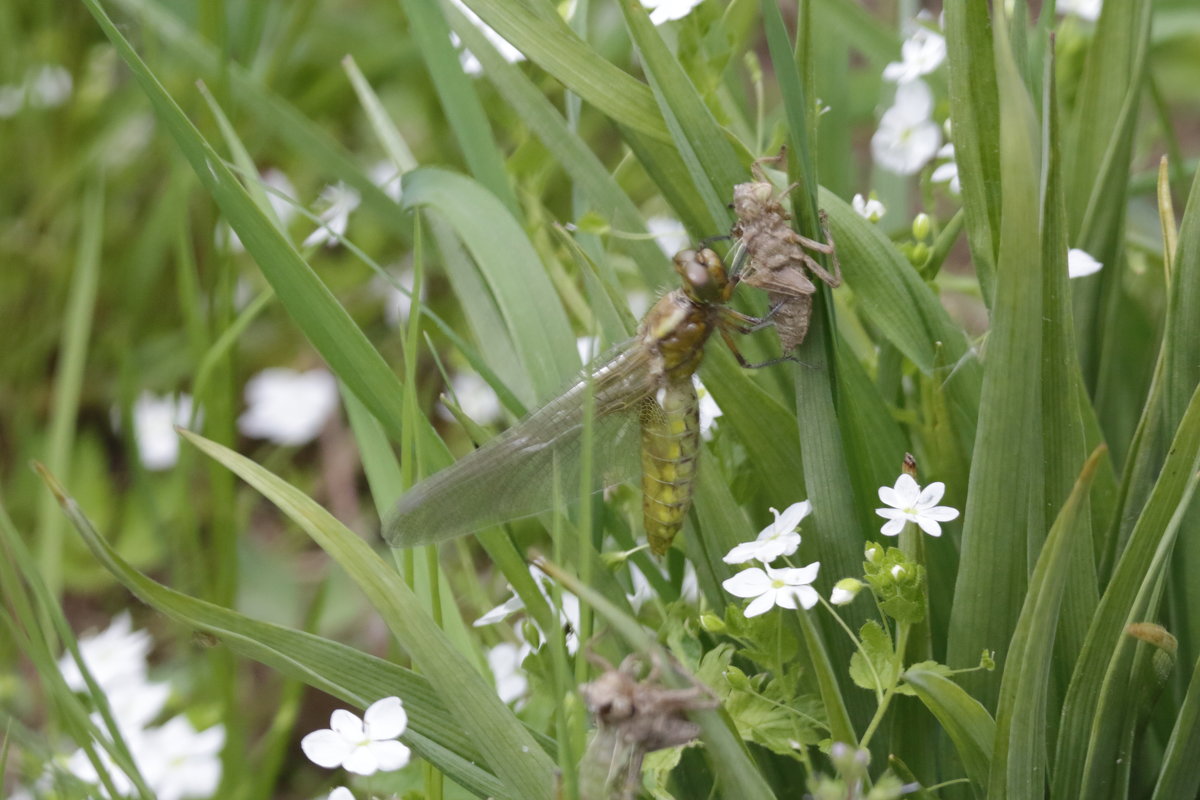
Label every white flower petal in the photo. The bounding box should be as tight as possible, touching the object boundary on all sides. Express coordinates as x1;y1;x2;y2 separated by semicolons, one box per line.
722;568;771;598
915;517;943;537
474;592;525;626
301;730;355;768
238;368;339;445
329;788;356;800
1068;248;1103;278
923;506;960;522
892;474;921;503
743;591;778;617
370;739;412;771
877;486;904;508
341;744;380;776
329;709;365;740
794;585;821;610
722;541;764;564
364;697;407;740
774;501;811;532
875;507;905;520
880;517;906;536
916;481;946;507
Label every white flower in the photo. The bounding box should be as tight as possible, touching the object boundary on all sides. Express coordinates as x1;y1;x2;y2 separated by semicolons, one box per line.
680;560;700;604
487;641;531;704
474;566;581;653
1058;0;1102;21
875;473;960;537
931;143;961;194
882;27;946;84
447;0;526;76
0;84;24;118
58;612;153;692
646;215;689;258
24;64;73;108
722;501;810;564
890;564;906;579
130;392;197;471
851;193;887;222
693;374;722;438
66;716;224;800
105;680;172;737
871;80;942;176
441;371;502;425
137;717;225;800
1067;248;1103;278
301;697;411;776
371;268;421;327
722;562;821;617
830;578;864;606
865;543;882;562
369;160;403;203
218;168;298;252
627;563;657;613
238;368;339;445
325;788;355;800
303;182;361;248
642;0;704;25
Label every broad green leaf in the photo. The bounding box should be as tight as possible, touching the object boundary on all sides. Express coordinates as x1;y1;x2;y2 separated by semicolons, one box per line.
848;621;897;696
903;665;995;792
179;431;558;800
946;12;1044;710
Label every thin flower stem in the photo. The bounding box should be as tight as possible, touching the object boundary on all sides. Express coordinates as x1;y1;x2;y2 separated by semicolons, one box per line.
858;623;911;750
817;595;886;701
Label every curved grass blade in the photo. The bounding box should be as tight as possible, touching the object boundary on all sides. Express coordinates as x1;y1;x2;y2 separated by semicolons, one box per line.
903;665;995;792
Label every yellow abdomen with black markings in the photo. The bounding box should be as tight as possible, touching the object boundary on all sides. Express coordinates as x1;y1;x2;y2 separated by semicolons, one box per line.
639;380;701;556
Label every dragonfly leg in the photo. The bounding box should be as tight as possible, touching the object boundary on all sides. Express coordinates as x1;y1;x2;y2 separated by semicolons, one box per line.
719;326;808;369
799;210;842;287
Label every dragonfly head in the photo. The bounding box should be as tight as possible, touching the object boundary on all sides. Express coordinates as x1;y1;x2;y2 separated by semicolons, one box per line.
673;247;734;305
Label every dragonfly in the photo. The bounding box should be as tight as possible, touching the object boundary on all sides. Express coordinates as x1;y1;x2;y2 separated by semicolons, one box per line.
383;244;785;556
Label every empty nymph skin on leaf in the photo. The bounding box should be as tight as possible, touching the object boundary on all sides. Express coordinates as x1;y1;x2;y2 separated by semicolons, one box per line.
731;151;842;351
578;653;718;800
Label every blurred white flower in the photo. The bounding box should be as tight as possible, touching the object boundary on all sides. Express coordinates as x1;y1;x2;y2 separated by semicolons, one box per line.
692;374;722;438
931;143;961;194
24;64;73;108
487;641;531;704
882;26;946;84
852;193;887;222
301;697;411;776
680;560;700;604
642;0;704;25
871;80;941;176
646;216;689;258
1059;0;1102;21
238;368;339;445
875;473;959;537
130;392;197;471
447;0;526;76
1067;248;1103;278
442;371;503;425
217;168;298;252
303;183;361;248
0;84;24;117
475;565;581;654
105;680;171;737
891;564;907;579
369;160;404;203
58;612;152;692
65;742;137;799
137;717;225;800
723;501;810;564
577;335;600;365
325;789;355;800
371;268;421;327
722;562;821;617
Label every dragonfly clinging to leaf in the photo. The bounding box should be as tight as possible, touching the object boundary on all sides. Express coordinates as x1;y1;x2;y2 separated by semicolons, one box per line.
383;244;788;555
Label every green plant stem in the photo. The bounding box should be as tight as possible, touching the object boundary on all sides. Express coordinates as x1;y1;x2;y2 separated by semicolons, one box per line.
858;623;911;750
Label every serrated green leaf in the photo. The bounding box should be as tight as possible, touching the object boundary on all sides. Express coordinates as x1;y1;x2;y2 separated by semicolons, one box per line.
849;620;897;695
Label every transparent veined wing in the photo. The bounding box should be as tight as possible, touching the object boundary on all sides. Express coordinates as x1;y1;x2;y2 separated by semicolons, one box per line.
383;341;660;548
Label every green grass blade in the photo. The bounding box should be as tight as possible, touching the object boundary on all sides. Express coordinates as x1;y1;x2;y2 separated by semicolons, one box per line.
401;0;519;216
34;178;103;594
903;665;996;792
1052;380;1200;798
944;0;1002;304
178;430;559;799
989;447;1104;798
1152;652;1200;800
946;12;1045;709
455;0;668;142
401;167;578;402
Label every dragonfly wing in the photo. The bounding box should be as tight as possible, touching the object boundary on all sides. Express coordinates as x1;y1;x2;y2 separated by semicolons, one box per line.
383;343;658;548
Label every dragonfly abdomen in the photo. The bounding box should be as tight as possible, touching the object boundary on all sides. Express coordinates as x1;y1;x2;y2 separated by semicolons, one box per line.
639;380;701;556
